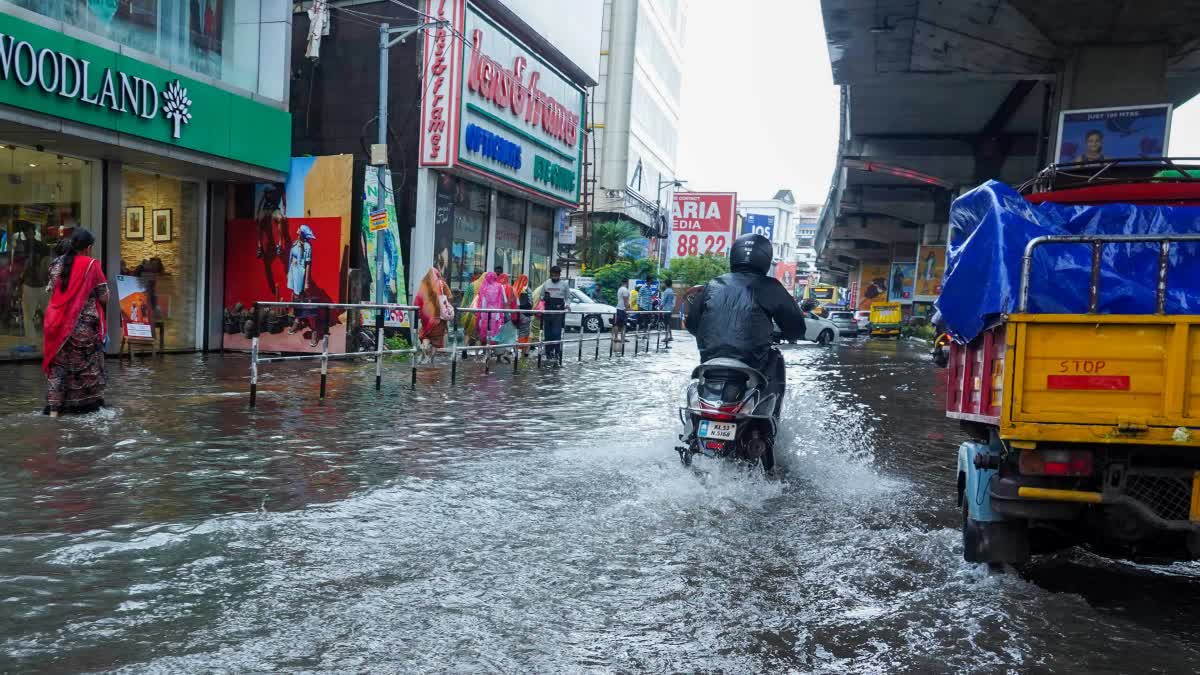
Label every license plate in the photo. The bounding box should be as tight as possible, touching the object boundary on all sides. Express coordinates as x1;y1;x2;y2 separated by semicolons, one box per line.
698;420;737;440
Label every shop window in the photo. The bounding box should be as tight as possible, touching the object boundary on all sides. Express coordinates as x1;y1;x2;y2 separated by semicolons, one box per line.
450;181;489;296
120;170;201;350
0;145;97;360
529;204;553;289
494;194;526;277
13;0;268;99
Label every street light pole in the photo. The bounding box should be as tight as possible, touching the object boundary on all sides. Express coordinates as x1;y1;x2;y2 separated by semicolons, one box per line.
656;177;685;273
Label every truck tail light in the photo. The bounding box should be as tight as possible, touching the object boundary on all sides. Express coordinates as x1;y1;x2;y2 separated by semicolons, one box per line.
1019;449;1094;477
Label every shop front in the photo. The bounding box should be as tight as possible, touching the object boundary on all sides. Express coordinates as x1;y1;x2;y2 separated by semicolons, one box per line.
0;6;290;361
412;0;585;296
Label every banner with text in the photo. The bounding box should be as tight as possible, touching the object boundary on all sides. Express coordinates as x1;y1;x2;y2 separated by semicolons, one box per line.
742;213;775;240
670;192;737;260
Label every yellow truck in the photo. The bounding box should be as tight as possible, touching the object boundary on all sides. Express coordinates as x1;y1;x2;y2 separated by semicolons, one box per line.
954;231;1200;564
868;302;901;337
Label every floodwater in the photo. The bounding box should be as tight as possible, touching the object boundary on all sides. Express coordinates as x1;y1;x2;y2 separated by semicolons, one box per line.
4;335;1200;672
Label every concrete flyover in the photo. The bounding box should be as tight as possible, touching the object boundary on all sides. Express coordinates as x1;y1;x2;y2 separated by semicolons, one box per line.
815;1;1200;304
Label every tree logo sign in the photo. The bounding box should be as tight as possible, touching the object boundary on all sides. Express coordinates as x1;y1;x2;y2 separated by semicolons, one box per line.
162;80;192;139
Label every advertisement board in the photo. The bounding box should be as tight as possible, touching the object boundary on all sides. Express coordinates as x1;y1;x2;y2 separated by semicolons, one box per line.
743;213;775;240
421;0;585;208
670;192;737;259
856;262;891;310
914;245;946;302
116;275;155;340
223;155;353;353
363;169;407;327
1056;104;1172;164
774;261;797;292
888;262;916;304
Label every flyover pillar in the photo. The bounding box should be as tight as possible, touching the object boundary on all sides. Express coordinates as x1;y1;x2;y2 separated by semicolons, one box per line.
1051;45;1170;155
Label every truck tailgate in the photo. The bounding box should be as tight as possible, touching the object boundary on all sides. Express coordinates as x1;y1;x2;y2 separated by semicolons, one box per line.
1005;314;1200;444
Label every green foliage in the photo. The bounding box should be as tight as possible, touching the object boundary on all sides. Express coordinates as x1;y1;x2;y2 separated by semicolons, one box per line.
585;220;642;268
668;254;729;288
589;257;659;305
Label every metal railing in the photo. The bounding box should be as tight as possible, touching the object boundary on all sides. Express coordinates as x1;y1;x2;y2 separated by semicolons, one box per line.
1018;234;1200;313
246;300;672;408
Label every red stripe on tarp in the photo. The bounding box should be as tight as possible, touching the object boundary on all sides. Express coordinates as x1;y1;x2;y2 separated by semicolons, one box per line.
1047;375;1130;391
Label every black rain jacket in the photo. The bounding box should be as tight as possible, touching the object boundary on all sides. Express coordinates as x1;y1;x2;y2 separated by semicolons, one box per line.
685;271;806;372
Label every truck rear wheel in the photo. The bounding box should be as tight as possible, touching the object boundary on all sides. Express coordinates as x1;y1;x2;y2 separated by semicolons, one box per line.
963;503;1031;565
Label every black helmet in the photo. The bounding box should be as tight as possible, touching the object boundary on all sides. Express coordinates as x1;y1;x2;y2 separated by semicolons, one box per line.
729;233;772;275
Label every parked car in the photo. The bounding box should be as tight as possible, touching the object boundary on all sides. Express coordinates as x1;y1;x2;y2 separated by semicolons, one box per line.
565;289;615;333
827;310;861;335
773;313;840;345
854;310;871;333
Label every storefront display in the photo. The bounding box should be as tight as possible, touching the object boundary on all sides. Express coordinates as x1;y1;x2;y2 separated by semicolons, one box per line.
120;169;200;350
0;145;99;360
494;194;526;275
529;204;553;289
450;181;489;296
223;155;353;354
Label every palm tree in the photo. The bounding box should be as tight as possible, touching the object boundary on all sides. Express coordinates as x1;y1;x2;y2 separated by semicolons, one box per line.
585;220;641;268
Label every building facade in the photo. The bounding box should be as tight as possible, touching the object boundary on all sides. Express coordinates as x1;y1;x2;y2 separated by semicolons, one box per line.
739;190;802;267
293;0;600;306
587;0;687;236
0;1;292;361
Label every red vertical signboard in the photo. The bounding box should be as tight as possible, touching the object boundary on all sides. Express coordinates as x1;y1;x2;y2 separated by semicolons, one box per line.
670;192;737;259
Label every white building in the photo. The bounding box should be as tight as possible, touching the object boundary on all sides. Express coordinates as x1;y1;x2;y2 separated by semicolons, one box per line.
794;203;821;278
586;0;688;235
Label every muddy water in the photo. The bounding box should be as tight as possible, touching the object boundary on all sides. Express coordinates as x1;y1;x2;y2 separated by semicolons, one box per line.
2;337;1199;672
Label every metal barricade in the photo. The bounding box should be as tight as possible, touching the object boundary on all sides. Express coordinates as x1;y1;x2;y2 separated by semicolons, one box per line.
246;302;673;408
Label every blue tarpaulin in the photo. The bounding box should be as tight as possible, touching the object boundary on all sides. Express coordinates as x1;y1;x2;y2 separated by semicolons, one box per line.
936;180;1200;343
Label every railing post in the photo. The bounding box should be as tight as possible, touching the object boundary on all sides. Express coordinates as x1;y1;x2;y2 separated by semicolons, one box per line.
595;319;601;360
319;334;329;400
655;312;661;352
634;314;640;357
450;346;458;385
249;336;259;409
375;308;384;390
578;313;584;362
410;308;419;390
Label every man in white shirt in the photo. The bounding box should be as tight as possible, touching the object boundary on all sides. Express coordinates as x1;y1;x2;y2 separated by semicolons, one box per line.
613;279;630;347
541;265;571;362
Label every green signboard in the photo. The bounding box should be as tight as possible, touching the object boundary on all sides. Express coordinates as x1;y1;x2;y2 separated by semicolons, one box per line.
0;12;290;173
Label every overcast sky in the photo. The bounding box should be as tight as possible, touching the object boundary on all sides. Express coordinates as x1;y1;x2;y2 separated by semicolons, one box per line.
675;1;1200;204
676;0;840;207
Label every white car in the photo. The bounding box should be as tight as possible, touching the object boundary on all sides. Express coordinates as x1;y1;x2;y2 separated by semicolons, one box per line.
773;313;840;345
803;312;841;345
566;289;616;333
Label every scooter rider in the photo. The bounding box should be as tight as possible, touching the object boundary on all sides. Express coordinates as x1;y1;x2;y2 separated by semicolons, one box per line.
685;233;806;413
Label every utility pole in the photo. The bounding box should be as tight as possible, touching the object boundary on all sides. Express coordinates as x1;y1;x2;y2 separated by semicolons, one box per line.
374;20;447;309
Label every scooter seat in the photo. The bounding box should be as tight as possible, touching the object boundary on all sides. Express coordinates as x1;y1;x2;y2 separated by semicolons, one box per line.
691;358;767;390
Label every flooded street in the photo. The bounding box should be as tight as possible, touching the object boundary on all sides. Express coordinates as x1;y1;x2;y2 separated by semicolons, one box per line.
4;336;1200;672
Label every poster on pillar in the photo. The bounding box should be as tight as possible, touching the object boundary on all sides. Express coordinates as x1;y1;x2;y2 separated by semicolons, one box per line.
774;262;797;293
1056;104;1172;165
362;169;408;328
914;245;946;302
222;155;354;353
888;263;916;304
856;263;891;310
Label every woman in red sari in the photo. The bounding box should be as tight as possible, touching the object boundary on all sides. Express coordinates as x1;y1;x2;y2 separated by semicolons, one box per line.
43;230;108;417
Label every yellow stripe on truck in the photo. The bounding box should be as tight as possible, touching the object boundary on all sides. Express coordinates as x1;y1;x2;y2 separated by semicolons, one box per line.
1016;487;1104;504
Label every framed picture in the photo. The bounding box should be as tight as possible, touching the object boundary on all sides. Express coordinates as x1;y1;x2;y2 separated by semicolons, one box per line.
152;208;172;242
125;206;144;240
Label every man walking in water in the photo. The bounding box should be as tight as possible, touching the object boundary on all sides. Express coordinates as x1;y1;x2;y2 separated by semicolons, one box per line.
541;265;571;363
613;279;630;350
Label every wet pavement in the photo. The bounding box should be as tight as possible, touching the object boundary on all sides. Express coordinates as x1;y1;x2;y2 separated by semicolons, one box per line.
4;335;1200;672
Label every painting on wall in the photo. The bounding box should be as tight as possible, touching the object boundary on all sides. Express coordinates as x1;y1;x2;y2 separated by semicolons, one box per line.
152;208;172;242
125;206;144;240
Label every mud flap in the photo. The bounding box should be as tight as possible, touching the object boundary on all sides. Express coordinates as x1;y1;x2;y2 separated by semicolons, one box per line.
958;440;1030;564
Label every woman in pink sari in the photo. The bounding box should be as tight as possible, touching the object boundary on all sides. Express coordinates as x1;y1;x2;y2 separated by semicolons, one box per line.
43;230;108;417
476;271;506;344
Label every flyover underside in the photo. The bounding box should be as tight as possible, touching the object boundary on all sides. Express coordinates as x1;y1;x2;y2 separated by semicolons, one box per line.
818;0;1200;305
